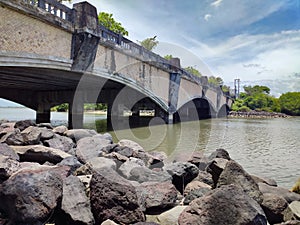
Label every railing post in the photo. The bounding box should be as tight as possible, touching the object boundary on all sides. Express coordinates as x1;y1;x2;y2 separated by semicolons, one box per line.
117;33;122;45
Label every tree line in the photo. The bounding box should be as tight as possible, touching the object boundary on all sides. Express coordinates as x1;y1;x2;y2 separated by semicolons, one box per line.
232;85;300;116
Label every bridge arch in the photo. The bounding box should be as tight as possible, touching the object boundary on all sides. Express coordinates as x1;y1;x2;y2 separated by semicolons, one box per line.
217;104;230;118
174;97;217;123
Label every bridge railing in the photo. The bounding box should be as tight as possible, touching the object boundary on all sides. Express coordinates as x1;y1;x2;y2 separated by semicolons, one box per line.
24;0;73;22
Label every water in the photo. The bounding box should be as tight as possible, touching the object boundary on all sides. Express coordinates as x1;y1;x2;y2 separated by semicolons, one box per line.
1;107;299;188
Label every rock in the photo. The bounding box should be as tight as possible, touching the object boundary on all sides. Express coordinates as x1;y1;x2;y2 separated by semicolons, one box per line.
20;126;42;145
0;122;15;137
147;151;167;169
0;155;20;182
208;148;231;160
99;132;113;142
0;130;24;145
101;219;120;225
11;145;71;164
58;156;82;174
206;158;228;187
64;129;98;142
183;187;211;205
101;143;118;154
37;123;53;129
261;193;290;224
14;120;36;131
0;143;19;161
178;184;267;225
115;146;134;157
58;175;94;225
44;134;74;153
133;222;160;225
183;180;211;197
187;151;209;170
104;152;129;163
164;162;199;193
136;181;178;211
217;160;263;204
78;175;92;197
259;183;300;203
86;157;117;173
39;127;54;140
0;166;68;225
193;170;214;186
76;136;111;163
285;201;300;220
146;206;187;225
252;174;278;186
275;221;300;225
129;166;172;183
90;168;145;224
118;157;145;178
53;125;68;135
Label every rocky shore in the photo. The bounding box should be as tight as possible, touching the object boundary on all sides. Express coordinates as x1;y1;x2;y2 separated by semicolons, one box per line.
0;120;299;225
228;110;291;118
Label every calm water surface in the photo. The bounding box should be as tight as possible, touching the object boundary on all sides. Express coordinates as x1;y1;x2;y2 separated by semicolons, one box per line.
1;107;299;188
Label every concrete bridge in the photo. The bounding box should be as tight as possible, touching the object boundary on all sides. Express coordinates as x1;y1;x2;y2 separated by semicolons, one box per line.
0;0;232;129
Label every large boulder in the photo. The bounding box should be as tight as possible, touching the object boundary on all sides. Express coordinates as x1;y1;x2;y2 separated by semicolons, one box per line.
14;120;36;131
206;158;228;188
164;162;199;193
118;157;145;179
58;175;95;225
39;127;54;140
0;122;15;138
0;155;20;182
90;168;145;224
208;148;231;160
76;136;111;163
0;143;19;161
146;206;187;225
53;125;68;135
259;183;300;203
193;170;214;186
20;126;42;145
0;166;68;225
284;201;300;221
10;145;71;164
0;130;24;145
64;129;98;142
44;134;74;153
136;181;178;211
217;160;263;204
58;156;82;174
178;184;267;225
129;166;172;183
86;157;117;173
261;193;290;224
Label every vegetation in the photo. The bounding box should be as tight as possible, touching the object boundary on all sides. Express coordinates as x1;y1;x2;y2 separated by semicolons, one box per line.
98;12;128;36
279;92;300;116
184;66;202;77
51;103;107;112
164;55;173;60
138;36;158;51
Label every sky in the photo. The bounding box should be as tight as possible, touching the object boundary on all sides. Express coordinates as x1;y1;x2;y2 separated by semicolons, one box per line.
65;0;300;84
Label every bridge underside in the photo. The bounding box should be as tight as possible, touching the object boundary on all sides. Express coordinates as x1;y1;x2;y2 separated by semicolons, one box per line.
0;66;170;129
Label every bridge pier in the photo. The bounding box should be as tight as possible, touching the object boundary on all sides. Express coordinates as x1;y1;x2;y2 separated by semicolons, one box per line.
68;99;84;129
36;103;51;124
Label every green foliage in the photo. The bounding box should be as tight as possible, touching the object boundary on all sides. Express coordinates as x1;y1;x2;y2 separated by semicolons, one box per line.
51;103;68;112
232;85;280;112
221;85;230;94
184;66;202;77
98;12;128;36
279;92;300;116
164;55;173;60
138;36;158;51
84;103;107;111
208;76;224;86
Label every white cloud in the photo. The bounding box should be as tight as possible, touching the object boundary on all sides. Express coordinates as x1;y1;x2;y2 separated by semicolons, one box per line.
211;0;223;7
204;14;212;21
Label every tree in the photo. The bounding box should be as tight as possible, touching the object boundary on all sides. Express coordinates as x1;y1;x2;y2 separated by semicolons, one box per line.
98;12;128;36
138;36;158;51
208;76;224;86
184;66;202;77
164;55;173;60
279;92;300;115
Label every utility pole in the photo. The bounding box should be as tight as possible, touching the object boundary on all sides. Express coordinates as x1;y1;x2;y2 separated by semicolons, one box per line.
234;78;240;99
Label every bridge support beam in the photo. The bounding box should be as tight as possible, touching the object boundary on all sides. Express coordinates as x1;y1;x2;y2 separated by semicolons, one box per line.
36;103;51;124
68;98;84;129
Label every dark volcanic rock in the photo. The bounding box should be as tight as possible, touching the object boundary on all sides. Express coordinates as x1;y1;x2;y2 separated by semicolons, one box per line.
208;148;231;161
178;184;267;225
118;157;145;179
0;166;68;225
183;187;211;205
206;158;228;188
193;170;214;186
164;162;199;194
259;183;300;203
136;181;178;211
76;136;111;163
58;175;94;225
129;166;172;183
0;143;19;161
44;134;74;153
261;193;290;224
64;129;98;142
20;126;42;145
58;156;82;174
0;155;20;182
14;120;36;131
0;130;24;145
90;168;145;224
217;160;263;204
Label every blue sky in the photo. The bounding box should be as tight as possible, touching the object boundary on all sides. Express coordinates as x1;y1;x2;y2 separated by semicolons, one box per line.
65;0;300;83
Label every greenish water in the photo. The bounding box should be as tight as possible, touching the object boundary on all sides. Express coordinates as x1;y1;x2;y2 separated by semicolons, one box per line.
1;107;299;188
